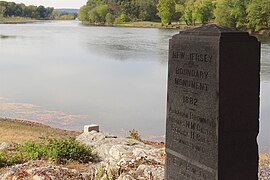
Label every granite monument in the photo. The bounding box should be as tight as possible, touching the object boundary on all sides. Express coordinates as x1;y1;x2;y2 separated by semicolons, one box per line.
165;25;260;180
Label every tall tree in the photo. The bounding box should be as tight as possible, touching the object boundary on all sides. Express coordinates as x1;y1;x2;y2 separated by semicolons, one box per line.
214;0;236;27
88;5;108;24
157;0;175;25
247;0;270;31
214;0;250;28
0;5;6;17
182;0;196;25
194;0;214;24
78;5;91;21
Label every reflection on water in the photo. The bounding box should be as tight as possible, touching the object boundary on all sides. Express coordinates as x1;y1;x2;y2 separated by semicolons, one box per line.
260;81;270;152
258;35;270;152
0;21;269;151
261;44;270;81
0;35;16;39
0;21;177;139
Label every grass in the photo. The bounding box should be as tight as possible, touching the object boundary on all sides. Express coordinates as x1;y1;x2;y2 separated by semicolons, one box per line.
116;21;184;29
0;118;96;175
0;137;97;168
0;16;37;24
82;20;191;29
0;118;80;144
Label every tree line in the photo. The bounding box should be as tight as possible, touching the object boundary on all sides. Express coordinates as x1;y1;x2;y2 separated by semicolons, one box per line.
0;1;54;19
78;0;270;31
78;0;159;25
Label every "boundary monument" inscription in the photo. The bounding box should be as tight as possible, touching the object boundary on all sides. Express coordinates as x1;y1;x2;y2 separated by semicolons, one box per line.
165;25;260;180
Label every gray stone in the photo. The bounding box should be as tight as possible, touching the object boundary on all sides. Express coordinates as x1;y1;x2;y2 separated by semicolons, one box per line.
117;173;136;180
33;175;43;180
165;25;260;180
0;142;9;151
137;165;165;180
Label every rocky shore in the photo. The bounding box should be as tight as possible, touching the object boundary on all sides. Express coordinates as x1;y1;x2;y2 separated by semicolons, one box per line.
0;130;269;179
0;131;165;179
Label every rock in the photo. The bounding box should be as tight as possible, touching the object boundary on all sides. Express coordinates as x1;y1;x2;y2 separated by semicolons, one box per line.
109;145;129;160
132;148;147;158
33;175;44;180
0;142;9;151
117;173;136;180
136;164;164;180
259;166;270;179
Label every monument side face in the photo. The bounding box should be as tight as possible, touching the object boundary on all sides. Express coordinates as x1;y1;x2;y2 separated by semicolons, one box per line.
165;25;260;180
218;36;260;179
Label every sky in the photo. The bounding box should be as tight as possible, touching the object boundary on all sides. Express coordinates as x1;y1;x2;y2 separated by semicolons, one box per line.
9;0;87;8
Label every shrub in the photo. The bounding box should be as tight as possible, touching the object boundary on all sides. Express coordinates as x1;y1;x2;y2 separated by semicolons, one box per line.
19;138;97;163
114;13;131;24
0;150;25;167
128;129;142;142
105;13;115;25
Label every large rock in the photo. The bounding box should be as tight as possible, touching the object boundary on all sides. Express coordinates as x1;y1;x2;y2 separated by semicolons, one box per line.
76;131;165;179
76;131;164;165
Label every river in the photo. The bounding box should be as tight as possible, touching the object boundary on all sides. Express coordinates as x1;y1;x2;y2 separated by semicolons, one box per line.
0;21;269;152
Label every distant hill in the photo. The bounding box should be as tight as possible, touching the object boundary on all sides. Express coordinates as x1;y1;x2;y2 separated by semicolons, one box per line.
54;9;78;15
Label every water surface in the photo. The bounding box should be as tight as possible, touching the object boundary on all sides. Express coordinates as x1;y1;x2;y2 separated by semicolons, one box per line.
0;21;269;151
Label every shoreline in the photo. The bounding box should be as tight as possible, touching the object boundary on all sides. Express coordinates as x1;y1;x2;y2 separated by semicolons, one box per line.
0;118;269;179
80;21;270;35
1;19;270;35
0;19;42;24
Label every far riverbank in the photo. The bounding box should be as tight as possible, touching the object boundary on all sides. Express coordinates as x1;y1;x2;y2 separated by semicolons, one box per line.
0;16;42;24
81;20;270;35
1;19;270;35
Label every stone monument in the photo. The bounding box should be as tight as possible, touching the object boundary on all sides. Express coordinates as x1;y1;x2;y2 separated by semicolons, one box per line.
165;25;260;180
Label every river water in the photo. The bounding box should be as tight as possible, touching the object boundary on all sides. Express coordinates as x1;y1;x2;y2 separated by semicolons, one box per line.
0;21;269;152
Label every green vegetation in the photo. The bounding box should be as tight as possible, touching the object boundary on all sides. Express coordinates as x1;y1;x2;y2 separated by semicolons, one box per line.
78;0;270;32
20;138;96;163
0;1;54;20
78;0;159;25
52;12;76;20
128;129;142;142
0;138;96;167
247;0;270;31
157;0;175;25
0;145;24;167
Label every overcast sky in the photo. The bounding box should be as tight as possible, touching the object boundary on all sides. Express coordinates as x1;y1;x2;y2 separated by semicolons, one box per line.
10;0;87;8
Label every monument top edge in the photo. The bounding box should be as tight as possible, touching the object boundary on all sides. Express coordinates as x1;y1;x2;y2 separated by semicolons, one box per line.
179;24;249;36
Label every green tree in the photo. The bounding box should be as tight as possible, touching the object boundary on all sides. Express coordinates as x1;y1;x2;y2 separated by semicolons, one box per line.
247;0;270;31
88;5;108;24
157;0;175;25
0;5;5;18
194;0;214;24
105;12;115;24
214;0;236;27
137;0;159;20
0;1;53;19
114;13;130;23
214;0;250;28
182;0;196;25
78;5;91;21
36;5;46;19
